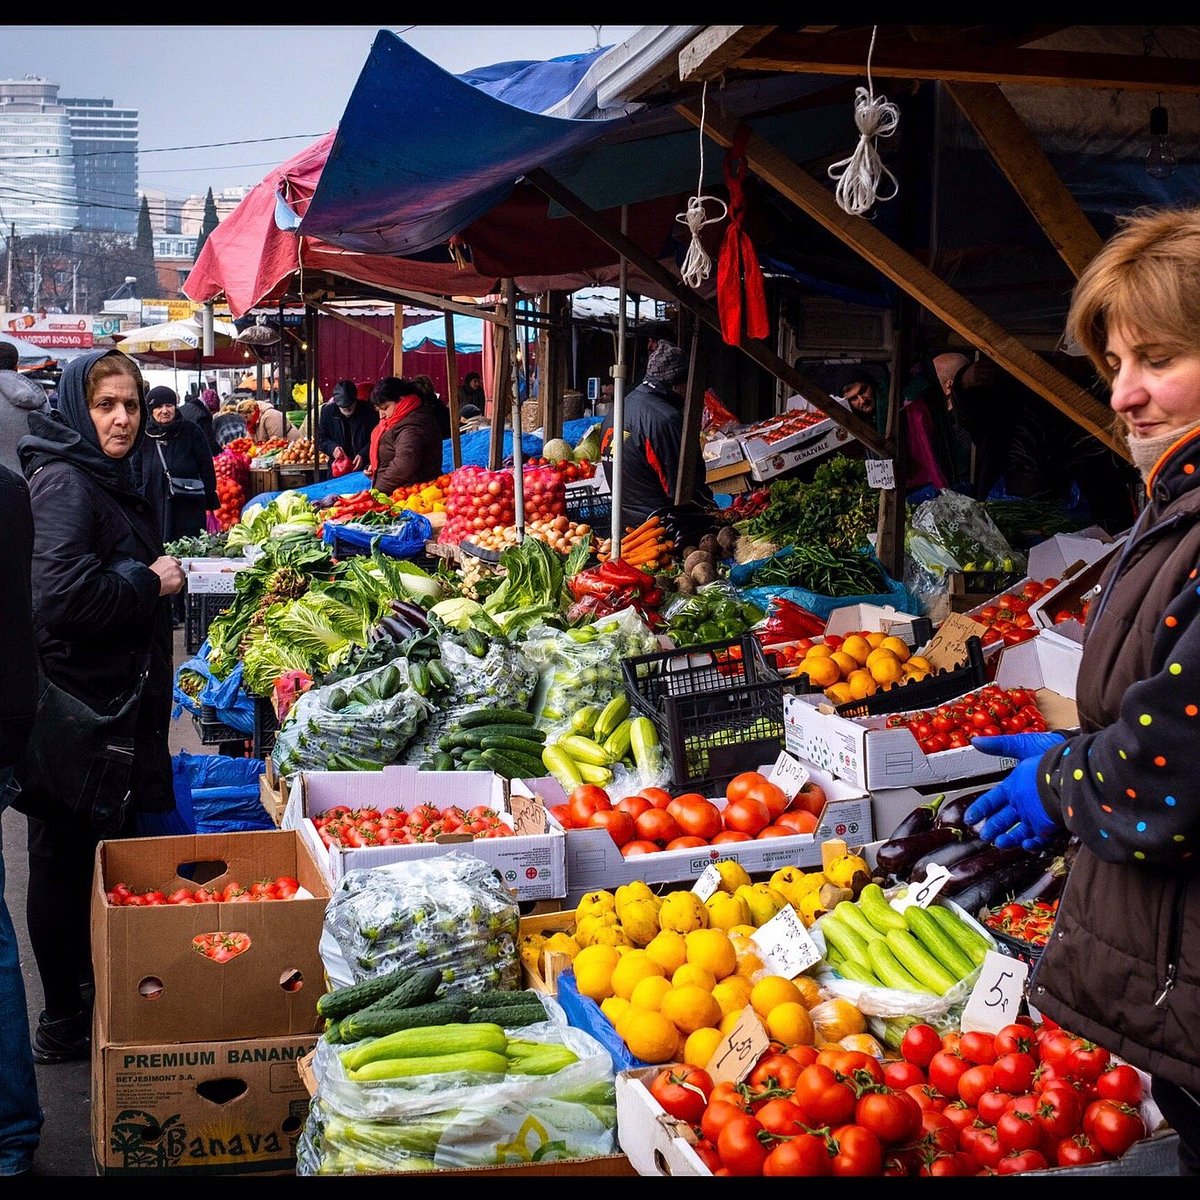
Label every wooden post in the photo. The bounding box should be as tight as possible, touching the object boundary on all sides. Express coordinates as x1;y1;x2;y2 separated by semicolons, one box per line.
443;311;462;468
542;290;569;441
392;304;404;376
674;320;705;505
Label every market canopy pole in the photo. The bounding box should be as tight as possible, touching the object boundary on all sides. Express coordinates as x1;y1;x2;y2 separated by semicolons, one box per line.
675;321;705;506
524;169;889;458
488;286;514;471
610;207;630;560
505;279;526;538
443;312;462;468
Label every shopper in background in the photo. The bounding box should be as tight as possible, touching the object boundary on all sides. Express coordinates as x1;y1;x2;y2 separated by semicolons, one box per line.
178;384;219;455
458;370;486;413
0;341;49;477
200;378;219;414
15;349;183;1065
0;463;42;1176
318;379;378;472
964;205;1200;1176
366;376;444;494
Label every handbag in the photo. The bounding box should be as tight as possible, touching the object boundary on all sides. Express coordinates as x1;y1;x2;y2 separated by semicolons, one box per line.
15;656;150;837
156;440;207;500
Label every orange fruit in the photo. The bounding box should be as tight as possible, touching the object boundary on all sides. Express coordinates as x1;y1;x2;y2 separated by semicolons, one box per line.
750;974;805;1018
766;1001;816;1047
797;656;839;688
660;984;723;1034
847;669;878;699
829;650;859;679
879;635;911;663
622;1009;681;1063
804;643;834;658
840;634;872;666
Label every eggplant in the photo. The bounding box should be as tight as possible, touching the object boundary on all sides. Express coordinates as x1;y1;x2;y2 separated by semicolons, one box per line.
390;599;430;631
1008;839;1079;907
934;790;989;830
378;615;417;642
908;830;991;881
876;825;968;880
940;845;1027;895
887;793;947;843
943;853;1053;919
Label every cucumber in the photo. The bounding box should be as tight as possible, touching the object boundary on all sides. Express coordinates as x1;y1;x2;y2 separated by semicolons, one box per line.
480;734;549;756
317;964;413;1020
461;629;489;658
469;989;546;1009
427;661;453;690
904;905;978;980
816;912;871;968
835;958;885;988
479;748;532;779
884;928;958;994
458;708;535;728
834;900;883;945
340;1001;468;1043
927;902;994;967
410;663;431;696
867;936;936;994
469;1003;547;1026
856;883;908;934
428;752;455;772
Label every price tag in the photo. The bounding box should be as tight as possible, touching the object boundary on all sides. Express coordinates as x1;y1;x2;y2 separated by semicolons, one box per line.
961;950;1029;1034
509;792;545;837
692;864;722;902
766;750;810;802
924;611;988;672
864;458;896;490
892;865;952;912
704;1005;772;1085
751;904;822;979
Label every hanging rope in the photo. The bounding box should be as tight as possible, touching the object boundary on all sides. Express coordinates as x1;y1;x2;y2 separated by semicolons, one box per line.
826;26;900;216
676;80;727;290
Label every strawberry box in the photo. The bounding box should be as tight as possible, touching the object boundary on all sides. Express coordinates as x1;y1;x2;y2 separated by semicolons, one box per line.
90;829;330;1045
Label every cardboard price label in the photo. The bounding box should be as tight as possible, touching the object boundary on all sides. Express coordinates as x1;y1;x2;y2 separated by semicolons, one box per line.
864;458;896;490
751;904;822;978
766;750;810;801
961;950;1029;1034
692;864;722;902
704;1005;772;1085
892;864;952;911
924;611;987;672
509;792;545;837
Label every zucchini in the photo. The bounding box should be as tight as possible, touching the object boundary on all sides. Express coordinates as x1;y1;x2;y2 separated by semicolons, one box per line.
340;1022;507;1073
347;1050;509;1081
883;928;957;994
340;1001;468;1043
459;708;537;729
542;744;583;789
576;761;614;787
593;695;632;740
855;884;908;934
903;905;977;981
558;734;611;766
867;936;934;994
317;964;411;1020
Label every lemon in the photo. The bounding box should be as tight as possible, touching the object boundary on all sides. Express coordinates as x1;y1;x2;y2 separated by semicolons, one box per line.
600;994;632;1030
645;929;688;976
751;974;805;1018
660;984;722;1034
805;642;835;658
766;1001;816;1047
611;951;666;1000
799;656;840;689
719;1008;746;1035
685;927;737;980
840;634;872;666
672;963;718;991
847;669;878;699
622;1009;680;1063
711;975;754;1017
879;635;911;663
629;974;674;1012
824;681;855;705
682;1026;726;1069
864;631;886;649
574;954;618;1002
829;650;859;679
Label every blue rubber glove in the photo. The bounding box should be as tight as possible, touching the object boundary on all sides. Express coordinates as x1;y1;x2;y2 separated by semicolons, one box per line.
965;732;1066;851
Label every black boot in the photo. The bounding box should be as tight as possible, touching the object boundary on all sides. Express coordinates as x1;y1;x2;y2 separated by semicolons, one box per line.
32;1010;90;1065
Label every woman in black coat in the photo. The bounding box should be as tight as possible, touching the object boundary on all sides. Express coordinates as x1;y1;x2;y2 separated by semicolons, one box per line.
16;349;185;1065
138;385;219;545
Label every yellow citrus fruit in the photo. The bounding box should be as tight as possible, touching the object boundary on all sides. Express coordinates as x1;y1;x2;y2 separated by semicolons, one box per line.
867;652;904;687
799;656;840;688
622;1009;681;1063
805;642;834;658
574;943;621;972
750;974;805;1018
714;860;751;894
864;631;886;649
829;650;859;679
711;975;754;1017
719;1008;746;1035
734;948;766;981
824;681;855;705
660;984;723;1034
672;963;718;992
685;928;737;980
906;655;932;674
766;1000;816;1047
879;635;911;663
840;634;872;666
575;956;618;1002
847;669;878;699
792;975;827;1009
629;974;674;1012
682;1026;725;1069
658;890;709;934
645;929;688;976
705;891;751;932
611;952;666;1000
600;995;632;1030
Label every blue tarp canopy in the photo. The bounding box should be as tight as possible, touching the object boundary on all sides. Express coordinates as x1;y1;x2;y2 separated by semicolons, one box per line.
402;312;485;353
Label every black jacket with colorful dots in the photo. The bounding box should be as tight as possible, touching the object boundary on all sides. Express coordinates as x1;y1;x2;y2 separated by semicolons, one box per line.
1031;426;1200;1090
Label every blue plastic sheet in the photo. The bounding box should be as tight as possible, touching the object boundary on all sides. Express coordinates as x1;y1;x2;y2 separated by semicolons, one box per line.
172;644;255;734
555;969;648;1073
169;750;275;834
321;511;433;560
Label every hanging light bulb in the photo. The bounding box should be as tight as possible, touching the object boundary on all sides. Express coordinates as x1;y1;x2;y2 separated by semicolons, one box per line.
1145;98;1177;180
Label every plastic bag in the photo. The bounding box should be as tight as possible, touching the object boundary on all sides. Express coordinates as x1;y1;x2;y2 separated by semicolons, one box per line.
661;580;765;647
296;1012;617;1175
169;750;274;834
320;511;433;561
909;489;1026;574
173;650;256;733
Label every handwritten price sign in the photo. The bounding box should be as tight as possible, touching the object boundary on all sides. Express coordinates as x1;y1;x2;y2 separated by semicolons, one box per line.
961;950;1029;1034
766;750;810;802
692;864;722;902
705;1006;771;1085
751;904;821;979
892;864;952;912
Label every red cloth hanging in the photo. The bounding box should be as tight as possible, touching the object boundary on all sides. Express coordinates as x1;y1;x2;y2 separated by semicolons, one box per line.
716;126;770;346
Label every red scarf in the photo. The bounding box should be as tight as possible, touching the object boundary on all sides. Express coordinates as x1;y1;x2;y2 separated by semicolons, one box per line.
369;394;421;475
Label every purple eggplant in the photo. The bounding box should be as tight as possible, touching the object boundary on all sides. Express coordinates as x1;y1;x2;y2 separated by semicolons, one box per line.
875;825;970;880
943;852;1052;918
886;793;948;843
934;790;989;830
908;830;991;881
940;845;1027;895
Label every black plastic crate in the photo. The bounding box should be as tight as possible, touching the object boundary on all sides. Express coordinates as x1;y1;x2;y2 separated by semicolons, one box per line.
253;695;279;758
621;635;787;795
185;592;234;655
832;636;988;718
565;483;613;529
193;705;249;746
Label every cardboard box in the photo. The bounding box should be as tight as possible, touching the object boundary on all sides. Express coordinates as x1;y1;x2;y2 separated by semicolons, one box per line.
91;830;330;1046
258;759;289;827
184;557;251;595
744;422;853;482
91;1019;317;1175
281;766;567;900
824;603;932;646
1029;539;1123;644
701;433;747;471
615;1067;710;1177
523;769;872;895
994;631;1083;709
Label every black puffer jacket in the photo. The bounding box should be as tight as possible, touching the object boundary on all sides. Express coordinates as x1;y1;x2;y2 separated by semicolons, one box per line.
17;351;174;813
0;464;36;772
1031;427;1200;1090
137;415;219;543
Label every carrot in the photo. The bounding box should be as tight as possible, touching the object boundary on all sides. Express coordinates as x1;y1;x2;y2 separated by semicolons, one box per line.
621;518;662;549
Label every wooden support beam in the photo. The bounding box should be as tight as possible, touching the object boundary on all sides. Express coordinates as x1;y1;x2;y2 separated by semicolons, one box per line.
542;291;569;441
675;103;1129;461
675;322;705;505
392;305;404;376
678;26;779;83
309;299;394;344
943;81;1103;279
443;311;462;469
524;170;890;458
382;288;506;324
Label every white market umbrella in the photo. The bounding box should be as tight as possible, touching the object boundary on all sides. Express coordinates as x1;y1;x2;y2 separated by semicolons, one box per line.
113;315;240;355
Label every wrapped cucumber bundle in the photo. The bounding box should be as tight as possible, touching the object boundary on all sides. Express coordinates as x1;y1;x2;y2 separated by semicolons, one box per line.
270;657;435;775
322;852;522;1000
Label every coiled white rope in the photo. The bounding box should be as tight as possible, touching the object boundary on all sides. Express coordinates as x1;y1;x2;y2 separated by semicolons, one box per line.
677;80;727;290
827;26;900;216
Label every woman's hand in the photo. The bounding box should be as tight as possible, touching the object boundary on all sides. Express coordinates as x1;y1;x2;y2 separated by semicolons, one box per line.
150;555;185;597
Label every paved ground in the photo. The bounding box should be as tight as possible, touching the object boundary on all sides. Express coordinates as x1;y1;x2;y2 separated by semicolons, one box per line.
6;627;227;1177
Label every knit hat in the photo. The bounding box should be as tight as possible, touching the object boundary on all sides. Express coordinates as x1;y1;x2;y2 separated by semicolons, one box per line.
146;386;178;408
645;341;688;386
332;379;358;409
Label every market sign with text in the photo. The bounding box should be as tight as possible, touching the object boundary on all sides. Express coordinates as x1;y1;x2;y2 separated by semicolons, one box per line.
3;312;94;348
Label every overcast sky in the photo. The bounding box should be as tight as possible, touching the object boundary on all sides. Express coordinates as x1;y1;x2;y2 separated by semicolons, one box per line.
0;24;644;206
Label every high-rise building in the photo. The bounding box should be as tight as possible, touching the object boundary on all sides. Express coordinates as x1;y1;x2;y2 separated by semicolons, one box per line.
0;76;78;238
141;187;182;235
180;187;247;236
59;94;138;236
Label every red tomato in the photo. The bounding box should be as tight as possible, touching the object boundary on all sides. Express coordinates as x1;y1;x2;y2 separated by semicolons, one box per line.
615;794;653;821
959;1030;997;1065
977;1089;1015;1126
754;1097;808;1138
635;806;682;846
1095;1064;1144;1106
547;803;573;828
722;795;772;837
928;1051;971;1099
567;784;612;827
883;1060;926;1091
917;1108;958;1154
749;1053;803;1093
762;1132;833;1177
856;1090;922;1144
829;1123;884;1176
777;809;819;835
997;1148;1049;1174
586;809;635;848
665;835;709;850
666;794;723;842
941;1100;977;1137
921;1151;978;1176
993;1023;1036;1057
996;1107;1043;1153
620;839;661;857
1083;1098;1146;1157
638;786;674;810
961;1121;1005;1168
1055;1132;1107;1167
700;1099;749;1146
992;1051;1036;1095
1065;1040;1112;1084
1034;1087;1082;1142
756;824;796;839
710;830;753;843
793;1064;857;1126
790;781;828;818
957;1064;996;1108
648;1065;714;1124
901;1023;943;1069
716;1113;770;1176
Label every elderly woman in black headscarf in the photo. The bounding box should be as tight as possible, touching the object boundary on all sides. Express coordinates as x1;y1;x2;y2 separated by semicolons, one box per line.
15;349;184;1066
137;385;219;545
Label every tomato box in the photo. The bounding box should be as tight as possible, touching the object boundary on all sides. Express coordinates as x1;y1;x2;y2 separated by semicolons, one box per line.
614;1067;710;1176
281;765;567;900
91;1014;317;1176
90;829;330;1046
1028;538;1124;645
258;758;289;827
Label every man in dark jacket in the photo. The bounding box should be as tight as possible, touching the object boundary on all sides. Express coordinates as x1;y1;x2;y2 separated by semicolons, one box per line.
0;463;42;1173
599;341;712;529
178;385;219;455
318;379;378;472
